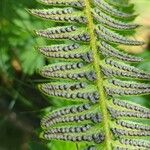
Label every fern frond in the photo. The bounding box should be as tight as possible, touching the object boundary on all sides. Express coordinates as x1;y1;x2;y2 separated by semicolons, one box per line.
92;0;136;19
93;8;139;30
29;0;150;149
98;41;143;62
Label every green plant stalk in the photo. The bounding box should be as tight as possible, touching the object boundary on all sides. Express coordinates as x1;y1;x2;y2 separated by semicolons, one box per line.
84;0;111;149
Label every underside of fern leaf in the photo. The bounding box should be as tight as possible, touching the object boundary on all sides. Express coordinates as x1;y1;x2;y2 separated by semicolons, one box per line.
29;0;150;149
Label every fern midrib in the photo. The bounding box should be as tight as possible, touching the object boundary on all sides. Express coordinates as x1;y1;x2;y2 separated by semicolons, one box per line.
84;0;111;149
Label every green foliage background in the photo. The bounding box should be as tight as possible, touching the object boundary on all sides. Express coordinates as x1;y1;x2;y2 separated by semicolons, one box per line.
0;0;150;150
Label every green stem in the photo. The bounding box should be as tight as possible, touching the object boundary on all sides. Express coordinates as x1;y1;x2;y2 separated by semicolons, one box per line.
84;0;111;149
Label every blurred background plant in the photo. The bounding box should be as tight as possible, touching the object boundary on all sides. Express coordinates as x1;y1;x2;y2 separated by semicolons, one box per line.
0;0;150;150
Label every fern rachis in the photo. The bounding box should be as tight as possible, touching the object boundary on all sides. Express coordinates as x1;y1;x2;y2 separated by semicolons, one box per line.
29;0;150;149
